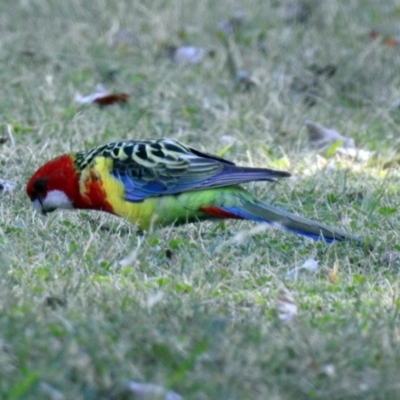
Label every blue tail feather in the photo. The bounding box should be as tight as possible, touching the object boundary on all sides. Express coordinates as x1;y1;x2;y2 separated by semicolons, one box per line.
219;203;357;243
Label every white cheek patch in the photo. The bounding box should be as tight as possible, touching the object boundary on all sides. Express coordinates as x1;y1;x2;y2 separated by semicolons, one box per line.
43;190;73;210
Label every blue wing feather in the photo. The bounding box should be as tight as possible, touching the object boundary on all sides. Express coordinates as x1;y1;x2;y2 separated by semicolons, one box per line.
114;166;290;202
100;138;291;202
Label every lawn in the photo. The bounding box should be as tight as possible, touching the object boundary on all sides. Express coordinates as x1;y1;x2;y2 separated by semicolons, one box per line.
1;0;400;399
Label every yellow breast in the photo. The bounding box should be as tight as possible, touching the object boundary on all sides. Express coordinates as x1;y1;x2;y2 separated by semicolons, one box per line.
81;156;157;229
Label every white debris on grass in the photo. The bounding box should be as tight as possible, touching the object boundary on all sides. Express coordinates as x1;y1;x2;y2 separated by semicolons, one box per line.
75;84;108;104
305;120;372;161
118;381;183;400
286;258;319;277
276;285;297;323
305;120;355;150
171;46;206;64
0;179;15;194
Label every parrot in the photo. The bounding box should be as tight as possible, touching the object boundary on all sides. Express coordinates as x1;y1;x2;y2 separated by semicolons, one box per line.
26;138;361;243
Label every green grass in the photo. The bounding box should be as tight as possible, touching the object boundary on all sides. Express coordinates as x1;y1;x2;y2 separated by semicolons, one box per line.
2;0;400;398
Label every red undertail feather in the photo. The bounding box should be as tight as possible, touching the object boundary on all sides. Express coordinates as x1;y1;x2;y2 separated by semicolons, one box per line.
199;206;243;220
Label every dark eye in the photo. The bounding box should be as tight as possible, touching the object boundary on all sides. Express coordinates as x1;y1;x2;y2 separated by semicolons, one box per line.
33;177;47;195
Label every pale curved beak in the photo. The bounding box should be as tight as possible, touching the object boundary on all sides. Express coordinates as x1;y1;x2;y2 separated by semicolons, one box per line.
31;198;53;215
32;198;43;213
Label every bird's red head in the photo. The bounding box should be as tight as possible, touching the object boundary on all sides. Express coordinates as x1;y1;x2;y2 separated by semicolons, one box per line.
26;154;80;214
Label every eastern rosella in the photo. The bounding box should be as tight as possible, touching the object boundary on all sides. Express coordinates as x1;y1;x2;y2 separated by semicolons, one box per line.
26;138;360;243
